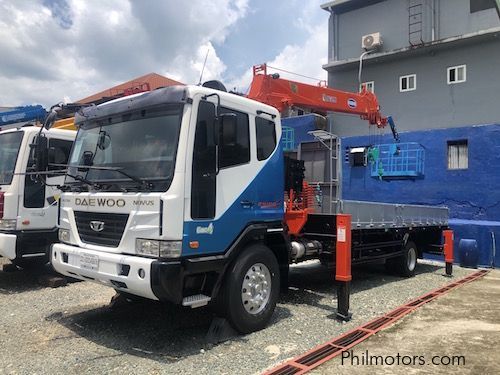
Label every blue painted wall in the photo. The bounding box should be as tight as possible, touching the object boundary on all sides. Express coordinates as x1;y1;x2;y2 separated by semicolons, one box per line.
341;124;500;267
281;115;318;150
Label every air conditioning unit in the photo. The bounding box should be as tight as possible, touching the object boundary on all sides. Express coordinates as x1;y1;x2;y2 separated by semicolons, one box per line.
362;32;383;50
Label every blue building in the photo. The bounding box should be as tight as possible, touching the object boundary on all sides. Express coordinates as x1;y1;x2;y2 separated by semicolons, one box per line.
305;0;500;267
341;125;500;267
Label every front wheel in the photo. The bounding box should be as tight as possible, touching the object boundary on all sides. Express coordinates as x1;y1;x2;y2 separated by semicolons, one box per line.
220;244;280;334
12;256;48;270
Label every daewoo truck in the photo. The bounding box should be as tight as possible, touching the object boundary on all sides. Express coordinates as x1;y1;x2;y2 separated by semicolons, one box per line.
50;67;448;333
0;118;75;268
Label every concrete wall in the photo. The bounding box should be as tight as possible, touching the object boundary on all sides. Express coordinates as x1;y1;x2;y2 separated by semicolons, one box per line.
327;38;500;137
329;0;500;61
341;124;500;267
439;0;500;39
336;0;410;60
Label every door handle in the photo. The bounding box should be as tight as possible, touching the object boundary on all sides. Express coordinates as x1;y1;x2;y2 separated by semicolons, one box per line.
240;200;254;208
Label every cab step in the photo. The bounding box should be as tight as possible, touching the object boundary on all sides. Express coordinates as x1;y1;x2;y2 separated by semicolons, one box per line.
182;294;211;308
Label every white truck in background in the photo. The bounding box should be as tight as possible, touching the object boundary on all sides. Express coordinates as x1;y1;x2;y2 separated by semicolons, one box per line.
0;119;75;268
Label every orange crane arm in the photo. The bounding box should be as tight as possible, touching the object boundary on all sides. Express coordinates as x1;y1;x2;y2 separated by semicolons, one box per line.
247;64;388;128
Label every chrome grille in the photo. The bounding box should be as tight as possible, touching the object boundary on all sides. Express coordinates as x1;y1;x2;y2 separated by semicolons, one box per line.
74;211;128;247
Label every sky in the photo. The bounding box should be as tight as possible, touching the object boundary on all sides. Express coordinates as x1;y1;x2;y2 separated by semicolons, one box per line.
0;0;330;107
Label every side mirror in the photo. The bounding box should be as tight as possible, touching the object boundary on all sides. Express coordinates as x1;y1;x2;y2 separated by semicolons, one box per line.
43;109;58;130
78;151;94;172
34;136;49;172
82;151;94;166
98;131;111;150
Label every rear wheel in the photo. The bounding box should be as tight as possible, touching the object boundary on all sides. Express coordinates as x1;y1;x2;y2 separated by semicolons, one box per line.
219;244;280;334
386;241;418;277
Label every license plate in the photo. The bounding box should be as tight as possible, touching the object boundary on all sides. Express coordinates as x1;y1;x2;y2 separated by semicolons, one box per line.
80;253;99;271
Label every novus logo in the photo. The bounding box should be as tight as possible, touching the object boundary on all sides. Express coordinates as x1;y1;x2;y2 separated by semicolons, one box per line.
196;223;214;235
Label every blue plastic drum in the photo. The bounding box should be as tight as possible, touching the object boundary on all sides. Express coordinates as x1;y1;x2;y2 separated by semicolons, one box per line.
458;239;479;269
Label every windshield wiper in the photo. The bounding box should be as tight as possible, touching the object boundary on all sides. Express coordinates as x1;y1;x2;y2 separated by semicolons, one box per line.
68;165;153;190
61;173;100;192
66;173;94;186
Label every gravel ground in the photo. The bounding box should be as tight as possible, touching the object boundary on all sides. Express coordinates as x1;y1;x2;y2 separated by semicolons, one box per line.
0;257;474;375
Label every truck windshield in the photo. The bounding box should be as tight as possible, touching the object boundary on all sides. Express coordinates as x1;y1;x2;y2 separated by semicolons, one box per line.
0;131;23;185
66;104;183;191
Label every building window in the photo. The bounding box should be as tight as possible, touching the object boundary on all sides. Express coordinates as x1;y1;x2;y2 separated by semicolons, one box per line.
448;65;467;84
400;74;416;92
448;140;468;170
470;0;496;13
360;81;374;93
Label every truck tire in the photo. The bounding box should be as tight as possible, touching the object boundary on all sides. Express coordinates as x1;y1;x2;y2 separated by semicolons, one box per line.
386;241;418;277
12;256;48;270
220;244;280;334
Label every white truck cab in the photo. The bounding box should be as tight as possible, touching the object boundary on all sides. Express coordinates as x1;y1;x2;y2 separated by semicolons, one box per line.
0;125;75;267
51;85;285;332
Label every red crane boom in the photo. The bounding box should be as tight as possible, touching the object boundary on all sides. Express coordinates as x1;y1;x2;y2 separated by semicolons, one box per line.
247;64;388;128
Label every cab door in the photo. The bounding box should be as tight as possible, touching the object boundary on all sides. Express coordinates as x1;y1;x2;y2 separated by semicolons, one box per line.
215;106;255;221
20;135;73;230
186;99;256;256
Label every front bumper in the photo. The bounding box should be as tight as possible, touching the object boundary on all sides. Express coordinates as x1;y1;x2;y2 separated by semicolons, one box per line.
0;232;17;259
51;243;158;300
0;229;57;260
51;243;228;304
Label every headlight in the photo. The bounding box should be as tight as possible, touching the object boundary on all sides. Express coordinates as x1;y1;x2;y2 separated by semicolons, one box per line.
135;239;182;258
0;219;16;231
58;229;71;243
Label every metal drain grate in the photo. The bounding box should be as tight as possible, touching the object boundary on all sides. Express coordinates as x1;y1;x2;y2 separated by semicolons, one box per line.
387;307;410;319
363;316;392;331
406;299;423;307
297;345;342;367
331;329;370;347
271;364;300;375
264;270;489;375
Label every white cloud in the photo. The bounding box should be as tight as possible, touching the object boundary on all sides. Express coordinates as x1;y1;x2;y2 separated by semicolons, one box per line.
0;0;248;106
0;0;330;109
229;24;328;94
266;25;328;83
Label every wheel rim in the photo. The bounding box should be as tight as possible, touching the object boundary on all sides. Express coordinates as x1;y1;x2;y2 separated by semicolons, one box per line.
407;247;417;271
241;262;272;315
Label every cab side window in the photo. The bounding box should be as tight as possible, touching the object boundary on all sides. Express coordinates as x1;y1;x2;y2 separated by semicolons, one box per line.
24;136;45;208
218;107;250;168
48;139;73;171
255;117;276;160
